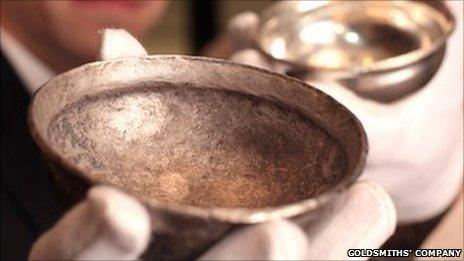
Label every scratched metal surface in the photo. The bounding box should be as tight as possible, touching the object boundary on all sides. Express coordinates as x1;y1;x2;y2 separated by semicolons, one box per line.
29;56;367;260
47;84;346;208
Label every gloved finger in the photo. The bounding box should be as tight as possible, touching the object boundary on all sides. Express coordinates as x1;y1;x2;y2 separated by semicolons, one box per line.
100;28;147;60
200;181;396;260
226;12;259;52
199;220;309;260
202;12;259;58
300;180;396;260
29;186;151;260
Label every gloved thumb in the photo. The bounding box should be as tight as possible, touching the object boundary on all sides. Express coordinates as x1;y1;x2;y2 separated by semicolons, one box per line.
29;186;151;260
226;12;259;52
199;220;309;260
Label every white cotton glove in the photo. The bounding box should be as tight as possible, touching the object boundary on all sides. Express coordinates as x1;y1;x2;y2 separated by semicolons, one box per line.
226;1;463;224
30;181;395;260
29;186;152;260
100;29;147;60
201;181;396;260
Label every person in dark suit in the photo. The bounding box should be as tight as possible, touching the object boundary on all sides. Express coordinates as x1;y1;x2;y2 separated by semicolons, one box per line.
2;1;462;260
1;2;168;259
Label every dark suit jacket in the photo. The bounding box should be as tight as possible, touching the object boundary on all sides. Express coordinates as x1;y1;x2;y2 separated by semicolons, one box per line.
1;53;66;260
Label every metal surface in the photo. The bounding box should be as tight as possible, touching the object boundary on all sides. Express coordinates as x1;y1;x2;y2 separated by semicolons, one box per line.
29;55;367;260
256;1;455;102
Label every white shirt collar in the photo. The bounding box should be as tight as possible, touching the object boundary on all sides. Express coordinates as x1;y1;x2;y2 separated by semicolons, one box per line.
1;29;55;94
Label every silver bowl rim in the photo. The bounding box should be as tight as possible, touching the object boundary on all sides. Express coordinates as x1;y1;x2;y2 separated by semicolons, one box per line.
28;55;368;224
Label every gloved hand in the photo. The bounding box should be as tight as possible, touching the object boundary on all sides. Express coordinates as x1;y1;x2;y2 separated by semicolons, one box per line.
214;1;463;224
29;29;396;261
29;186;152;260
30;181;395;260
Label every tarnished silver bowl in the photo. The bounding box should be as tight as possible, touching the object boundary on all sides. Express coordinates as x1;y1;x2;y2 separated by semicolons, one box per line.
29;55;367;259
256;0;455;102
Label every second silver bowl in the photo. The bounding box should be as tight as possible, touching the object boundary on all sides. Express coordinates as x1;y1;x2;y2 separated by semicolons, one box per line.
256;1;455;102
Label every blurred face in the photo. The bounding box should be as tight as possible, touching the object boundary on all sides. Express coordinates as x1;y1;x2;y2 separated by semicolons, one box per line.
45;1;168;60
3;0;168;70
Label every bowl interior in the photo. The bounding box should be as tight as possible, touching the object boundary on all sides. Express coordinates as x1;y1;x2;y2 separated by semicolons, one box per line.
46;83;346;208
30;56;366;211
258;1;452;70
